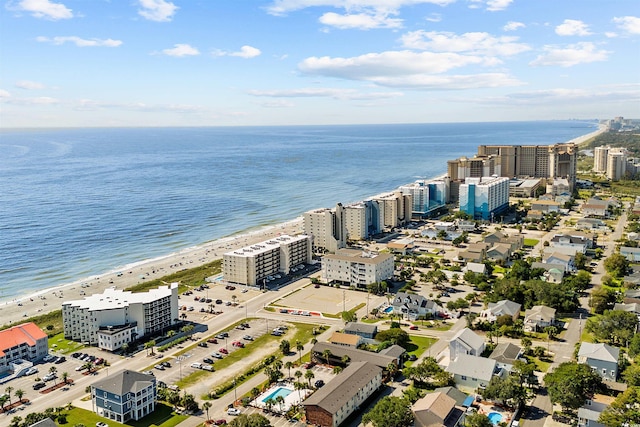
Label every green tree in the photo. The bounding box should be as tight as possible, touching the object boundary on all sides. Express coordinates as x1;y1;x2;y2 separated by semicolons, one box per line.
229;413;272;427
362;396;414;427
202;401;212;421
482;375;529;409
341;310;357;323
604;253;630;278
623;364;640;386
375;328;410;348
304;369;315;387
322;349;332;365
544;361;603;411
465;413;493;427
520;337;532;355
5;386;13;405
589;287;616;314
403;357;453;387
284;361;294;379
296;340;304;364
599;386;640;427
279;339;291;355
14;389;24;403
586;310;639;345
629;333;640;358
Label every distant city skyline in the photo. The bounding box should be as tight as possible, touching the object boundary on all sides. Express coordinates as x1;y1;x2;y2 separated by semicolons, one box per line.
1;0;639;128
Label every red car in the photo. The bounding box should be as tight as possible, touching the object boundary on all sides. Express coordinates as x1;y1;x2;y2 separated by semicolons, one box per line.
409;326;418;330
207;338;218;344
219;348;228;354
214;420;227;425
232;341;244;348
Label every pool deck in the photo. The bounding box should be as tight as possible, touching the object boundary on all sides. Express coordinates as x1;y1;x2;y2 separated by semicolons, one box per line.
250;382;312;414
476;400;513;425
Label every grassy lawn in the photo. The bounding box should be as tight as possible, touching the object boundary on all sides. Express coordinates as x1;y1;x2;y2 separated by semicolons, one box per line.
526;355;552;373
404;336;437;366
523;238;539;247
126;260;222;294
60;404;187;427
49;332;85;354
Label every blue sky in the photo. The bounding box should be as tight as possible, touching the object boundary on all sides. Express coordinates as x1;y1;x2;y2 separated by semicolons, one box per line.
1;0;639;127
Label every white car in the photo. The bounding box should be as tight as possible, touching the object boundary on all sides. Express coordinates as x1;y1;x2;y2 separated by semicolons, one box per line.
227;407;241;416
190;362;202;369
25;367;38;375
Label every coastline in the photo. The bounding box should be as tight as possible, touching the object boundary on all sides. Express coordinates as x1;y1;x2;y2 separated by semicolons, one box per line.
0;124;603;327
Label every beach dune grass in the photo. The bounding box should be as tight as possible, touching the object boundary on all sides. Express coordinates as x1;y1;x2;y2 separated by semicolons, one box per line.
48;332;85;354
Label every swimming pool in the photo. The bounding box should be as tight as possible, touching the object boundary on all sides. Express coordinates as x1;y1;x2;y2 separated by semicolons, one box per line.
261;386;293;403
384;306;393;313
488;412;503;425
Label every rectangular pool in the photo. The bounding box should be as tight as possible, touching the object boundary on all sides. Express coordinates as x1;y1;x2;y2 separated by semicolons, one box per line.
261;387;293;403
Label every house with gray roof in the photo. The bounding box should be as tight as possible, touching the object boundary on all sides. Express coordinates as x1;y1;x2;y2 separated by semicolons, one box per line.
578;342;620;382
392;292;441;320
480;300;521;323
620;246;640;262
449;328;485;361
524;305;556;332
489;343;522;371
433;386;470;407
311;342;398;370
577;394;615;427
91;369;156;423
446;354;501;391
613;302;640;326
543;252;576;273
344;322;378;339
413;391;465;427
304;361;382;427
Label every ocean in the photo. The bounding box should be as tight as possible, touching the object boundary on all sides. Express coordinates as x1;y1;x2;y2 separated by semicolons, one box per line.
0;121;597;301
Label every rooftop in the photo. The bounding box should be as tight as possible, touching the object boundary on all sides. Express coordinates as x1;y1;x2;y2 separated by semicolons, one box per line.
91;369;155;396
63;283;176;312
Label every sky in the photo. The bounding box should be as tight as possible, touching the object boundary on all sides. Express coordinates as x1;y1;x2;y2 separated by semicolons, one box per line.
1;0;639;128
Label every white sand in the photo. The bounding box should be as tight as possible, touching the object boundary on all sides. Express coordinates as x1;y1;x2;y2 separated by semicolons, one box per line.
1;218;303;326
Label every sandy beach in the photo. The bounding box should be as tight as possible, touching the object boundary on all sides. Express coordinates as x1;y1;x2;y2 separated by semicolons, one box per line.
1;218;303;327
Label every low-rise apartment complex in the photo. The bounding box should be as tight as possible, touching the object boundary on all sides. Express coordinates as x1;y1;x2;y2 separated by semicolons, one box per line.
0;322;48;373
223;234;312;286
62;283;179;349
322;249;393;288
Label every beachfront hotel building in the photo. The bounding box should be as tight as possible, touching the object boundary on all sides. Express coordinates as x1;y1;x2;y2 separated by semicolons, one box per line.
62;283;179;349
223;234;312;287
0;322;48;373
399;177;450;218
476;143;577;188
459;176;510;220
371;191;412;230
607;150;627;181
344;201;374;242
322;248;394;288
304;204;347;253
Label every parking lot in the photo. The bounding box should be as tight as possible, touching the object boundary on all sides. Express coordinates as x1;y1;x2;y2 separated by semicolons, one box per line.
275;285;366;316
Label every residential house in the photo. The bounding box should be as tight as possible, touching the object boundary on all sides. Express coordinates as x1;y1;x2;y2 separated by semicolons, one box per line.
532;261;566;283
433;387;471;407
543;252;576;273
303;361;383;427
483;231;523;253
524;305;556;332
328;332;363;348
449;328;485;361
413;392;465;427
577;394;615;427
549;234;591;255
581;198;611;218
91;370;157;423
344;322;378;339
480;300;521;323
463;262;487;276
486;244;512;263
446;354;501;391
392;292;441;320
531;200;561;214
458;243;489;263
613;303;640;326
489;343;522;371
575;218;607;231
620;246;640;262
578;342;619;382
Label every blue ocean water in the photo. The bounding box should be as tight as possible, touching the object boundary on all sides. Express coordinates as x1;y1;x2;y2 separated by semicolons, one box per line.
0;121;596;300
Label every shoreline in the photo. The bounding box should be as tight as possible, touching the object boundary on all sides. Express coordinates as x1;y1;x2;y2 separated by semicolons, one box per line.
1;125;602;327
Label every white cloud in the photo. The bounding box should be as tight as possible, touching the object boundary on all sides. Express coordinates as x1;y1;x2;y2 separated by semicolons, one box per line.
400;31;530;56
15;80;45;90
297;50;523;89
213;45;261;58
478;85;640;105
604;32;617;38
425;13;442;22
248;88;403;100
138;0;178;22
14;0;73;20
319;12;402;29
161;44;200;57
503;21;525;31
486;0;512;11
555;19;592;36
530;42;609;67
36;36;123;47
2;96;59;105
266;0;455;17
0;89;11;98
613;16;640;35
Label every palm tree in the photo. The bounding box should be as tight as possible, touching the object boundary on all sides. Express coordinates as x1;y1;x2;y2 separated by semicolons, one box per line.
304;369;315;387
387;362;399;378
294;370;303;383
5;386;13;405
250;387;260;400
275;395;285;413
14;389;24;403
341;355;350;366
332;366;343;375
145;339;156;356
49;366;58;385
202;401;212;421
180;312;187;321
322;349;332;365
62;372;69;384
311;338;318;346
296;341;304;364
231;294;238;305
0;395;8;411
285;361;294;380
83;362;94;373
265;397;275;413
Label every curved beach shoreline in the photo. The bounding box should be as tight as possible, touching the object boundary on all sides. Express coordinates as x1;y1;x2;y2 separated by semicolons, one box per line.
1;124;605;327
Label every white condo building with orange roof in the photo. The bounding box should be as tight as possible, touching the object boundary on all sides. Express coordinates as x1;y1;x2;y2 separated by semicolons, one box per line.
0;322;48;373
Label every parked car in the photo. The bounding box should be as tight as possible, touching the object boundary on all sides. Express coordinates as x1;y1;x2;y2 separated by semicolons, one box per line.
96;423;109;427
203;358;214;364
314;380;324;388
161;361;171;368
235;325;245;330
33;382;46;390
212;352;223;359
25;367;38;375
42;373;56;382
408;354;418;361
201;364;214;372
242;335;253;341
214;420;227;426
215;299;223;304
227;408;241;416
207;338;218;344
190;363;202;369
240;322;249;328
154;364;165;371
219;348;228;354
198;342;208;348
409;325;418;330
